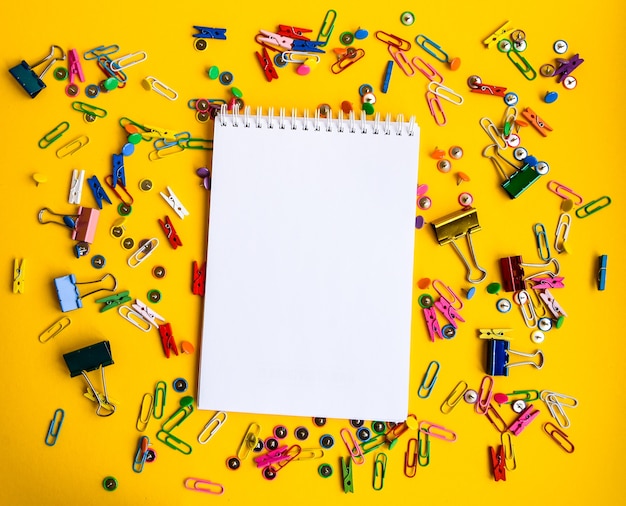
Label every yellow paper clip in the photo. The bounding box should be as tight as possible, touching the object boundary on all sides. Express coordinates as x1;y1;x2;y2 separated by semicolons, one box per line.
198;411;228;444
184;477;224;495
293;448;325;461
38;121;70;148
13;258;25;294
237;423;261;461
39;317;71;343
554;213;572;254
148;143;185;161
501;432;517;470
403;439;417;478
56;135;89;158
543;422;574;453
127;238;159;268
440;380;468;414
136;393;154;432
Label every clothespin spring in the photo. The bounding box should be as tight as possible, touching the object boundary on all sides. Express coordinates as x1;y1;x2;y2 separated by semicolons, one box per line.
82;364;116;417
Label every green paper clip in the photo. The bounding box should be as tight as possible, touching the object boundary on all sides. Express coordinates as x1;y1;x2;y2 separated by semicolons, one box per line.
507;48;537;80
373;453;387;490
156;430;192;455
161;396;194;433
153;381;167;419
575;196;611;218
72;101;107;118
38;121;70;148
316;9;337;46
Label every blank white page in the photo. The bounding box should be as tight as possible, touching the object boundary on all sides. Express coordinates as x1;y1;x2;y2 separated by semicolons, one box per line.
198;108;420;422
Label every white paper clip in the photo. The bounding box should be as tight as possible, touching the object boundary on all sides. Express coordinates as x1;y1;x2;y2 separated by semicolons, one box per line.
427;81;464;105
118;305;152;332
128;238;159;268
198;411;228;444
143;76;178;101
68;169;85;205
132;298;165;327
110;51;148;71
159;186;189;219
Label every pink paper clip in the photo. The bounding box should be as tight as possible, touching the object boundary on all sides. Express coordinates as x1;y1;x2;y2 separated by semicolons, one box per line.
418;421;457;442
68;48;85;84
432;279;464;310
539;289;567;318
71;207;100;244
423;306;443;341
426;91;447;126
340;428;365;465
184;477;224;495
412;57;443;82
546;180;584;205
531;276;565;290
508;404;540;435
476;376;494;415
388;46;415;76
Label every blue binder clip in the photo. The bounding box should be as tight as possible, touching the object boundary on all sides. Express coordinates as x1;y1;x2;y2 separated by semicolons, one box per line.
486;339;544;376
54;273;117;312
87;175;112;209
9;45;65;98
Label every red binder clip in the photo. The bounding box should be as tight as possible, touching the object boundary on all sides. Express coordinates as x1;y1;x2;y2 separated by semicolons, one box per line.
158;215;183;249
489;445;506;481
499;256;525;292
521;107;553;137
192;261;206;296
159;323;179;358
256;47;279;82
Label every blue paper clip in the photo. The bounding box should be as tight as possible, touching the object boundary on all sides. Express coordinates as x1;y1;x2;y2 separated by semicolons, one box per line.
598;255;608;291
415;35;449;63
87;175;112;209
45;408;65;446
133;436;150;473
111;153;125;187
193;26;227;40
417;361;440;399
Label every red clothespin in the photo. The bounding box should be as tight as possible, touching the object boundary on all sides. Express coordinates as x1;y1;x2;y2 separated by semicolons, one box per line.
508;404;540;435
277;25;312;40
159;323;179;358
434;297;465;329
158;215;183;249
470;83;507;97
499;256;525;292
521;107;553;137
489;446;506;481
192;261;206;296
256;47;278;82
423;306;443;341
530;276;565;290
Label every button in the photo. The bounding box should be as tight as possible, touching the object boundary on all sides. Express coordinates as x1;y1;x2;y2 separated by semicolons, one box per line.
464;390;478;404
265;437;278;450
219;71;233;85
226;456;240;470
562;76;577;90
320;434;334;449
102;476;118;491
263;467;277;481
313;417;327;427
85;84;100;98
544;91;559;104
148;290;161;303
152;266;166;278
122;237;135;250
371;421;386;434
417;196;432;210
91;255;106;269
536;162;550;175
449;146;463;159
512;400;527;413
504;92;518;106
173;378;188;393
318;463;333;478
359;84;373;96
194;39;207;51
553;40;568;54
273;425;288;439
531;330;545;344
540;64;556;77
496;298;512;313
340;32;354;45
418;294;434;308
513;147;528;161
65;84;80;96
458;192;473;207
54;67;68;80
400;11;415;25
487;282;501;295
349;419;364;428
356;427;371;441
437;159;451;173
118;203;132;216
207;66;220;79
442;324;456;339
295;426;309;441
538;317;553;332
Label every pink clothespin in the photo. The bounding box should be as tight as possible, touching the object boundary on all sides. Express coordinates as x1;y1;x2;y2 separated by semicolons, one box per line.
434;297;465;328
258;30;294;50
253;446;289;468
531;276;565;290
68;49;85;85
538;289;567;318
132;298;165;327
423;306;443;341
508;404;540;435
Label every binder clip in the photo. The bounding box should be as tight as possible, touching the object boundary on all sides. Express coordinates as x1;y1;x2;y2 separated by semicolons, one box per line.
430;207;487;283
486;339;544;376
62;341;116;416
9;45;65;98
54;272;117;312
38;206;100;245
499;256;560;292
483;145;544;199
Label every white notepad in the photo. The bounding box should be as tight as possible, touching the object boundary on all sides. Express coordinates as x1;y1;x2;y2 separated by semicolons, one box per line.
198;106;420;422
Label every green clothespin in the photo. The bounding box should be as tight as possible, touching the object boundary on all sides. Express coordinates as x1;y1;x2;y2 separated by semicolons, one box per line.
341;457;353;493
95;290;131;312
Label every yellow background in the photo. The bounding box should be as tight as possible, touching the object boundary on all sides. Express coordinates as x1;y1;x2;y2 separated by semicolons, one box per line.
1;1;624;505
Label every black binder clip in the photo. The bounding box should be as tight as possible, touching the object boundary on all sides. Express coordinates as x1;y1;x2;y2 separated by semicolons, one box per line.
63;341;116;416
486;339;544;376
430;207;487;283
9;45;65;98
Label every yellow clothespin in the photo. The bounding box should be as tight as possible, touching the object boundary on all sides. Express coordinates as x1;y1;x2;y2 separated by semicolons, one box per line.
483;21;516;49
479;328;514;340
13;258;25;294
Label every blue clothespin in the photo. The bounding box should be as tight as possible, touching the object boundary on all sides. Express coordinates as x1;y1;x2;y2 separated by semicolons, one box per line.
87;175;112;209
291;39;325;53
112;153;125;188
193;26;227;40
598;255;607;291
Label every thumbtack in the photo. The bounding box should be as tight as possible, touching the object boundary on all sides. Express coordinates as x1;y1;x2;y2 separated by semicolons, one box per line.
456;172;471;185
33;173;48;186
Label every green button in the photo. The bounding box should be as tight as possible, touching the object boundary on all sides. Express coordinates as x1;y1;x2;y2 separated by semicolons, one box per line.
207;66;219;79
128;132;142;145
486;282;501;294
362;102;375;115
104;78;119;91
231;87;243;98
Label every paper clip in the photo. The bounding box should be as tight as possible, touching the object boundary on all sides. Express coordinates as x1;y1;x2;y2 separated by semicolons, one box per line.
533;223;551;261
506;390;540;404
118;306;152;332
507;48;537;80
56;136;89;158
62;341;116;416
433;279;464;310
341;456;353;493
426;91;447;127
269;444;301;474
143;76;178;100
136;393;154;432
415;35;449;63
485;403;508;433
385;415;418;448
546;180;584;205
541;391;578;429
418;421;456;442
237;423;261;461
128;238;159;268
45;408;65;446
39;122;70;148
39;317;71;343
198;411;228;444
417;361;440;399
160;186;189;219
430;207;487;283
476;375;494;415
68;169;85;205
83;44;119;60
487;339;544;376
480;118;507;150
340;428;365;465
575;196;611;218
161;396;194;433
375;31;411;51
598;255;608;290
440;380;468;414
374;452;388;488
72;101;107;118
500;432;516;471
96;55;127;87
554;213;572;253
153;381;167;419
184;478;224;495
293;448;325;461
387;46;414;77
427;81;464;105
490;445;506;481
111;51;147;71
331;48;365;74
316;9;337;46
417;429;430;466
543;422;574;453
133;436;150;473
156;430;192;455
412;57;443;82
359;434;386;455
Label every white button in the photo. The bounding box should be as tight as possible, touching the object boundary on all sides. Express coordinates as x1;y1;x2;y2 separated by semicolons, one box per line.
554;40;568;54
512;400;526;413
496;298;512;313
531;330;545;344
464;390;478;404
538;317;553;332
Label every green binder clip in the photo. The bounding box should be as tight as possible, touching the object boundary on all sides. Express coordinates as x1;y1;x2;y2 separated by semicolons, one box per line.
9;45;65;98
501;164;542;199
63;341;116;416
